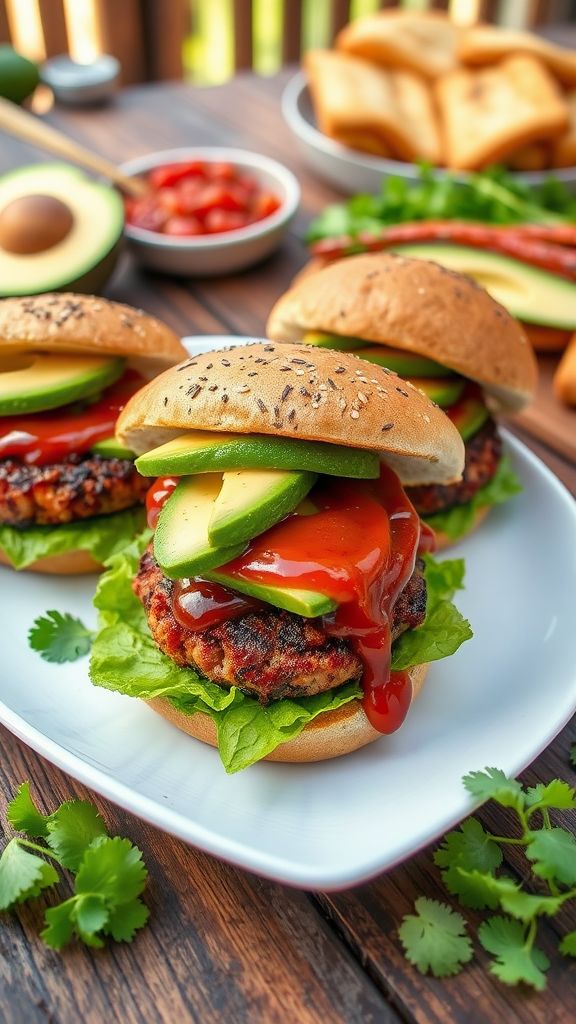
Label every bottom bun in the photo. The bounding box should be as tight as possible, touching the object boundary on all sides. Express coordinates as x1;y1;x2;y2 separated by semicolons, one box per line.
0;547;102;575
431;503;490;552
147;662;429;764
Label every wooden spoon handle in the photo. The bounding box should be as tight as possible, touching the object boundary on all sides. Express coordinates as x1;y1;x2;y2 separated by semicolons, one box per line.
0;96;148;197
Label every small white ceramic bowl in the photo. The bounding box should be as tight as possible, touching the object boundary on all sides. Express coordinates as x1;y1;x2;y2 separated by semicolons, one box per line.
120;147;300;277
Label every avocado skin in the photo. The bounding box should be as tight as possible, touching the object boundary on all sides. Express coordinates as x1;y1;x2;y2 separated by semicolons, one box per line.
209;469;317;546
136;432;380;480
0;239;122;299
207;568;337;618
0;46;39;104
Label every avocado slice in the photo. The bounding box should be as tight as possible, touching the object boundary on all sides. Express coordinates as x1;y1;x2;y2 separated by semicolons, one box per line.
0;353;124;415
90;437;135;460
449;395;489;442
0;164;123;297
209;468;316;546
410;376;465;408
135;431;379;479
302;331;365;351
207;568;337;618
351;345;453;378
154;474;246;579
390;242;576;331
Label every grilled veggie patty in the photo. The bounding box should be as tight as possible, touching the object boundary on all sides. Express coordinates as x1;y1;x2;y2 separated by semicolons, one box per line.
408;418;502;517
134;547;427;704
0;454;148;527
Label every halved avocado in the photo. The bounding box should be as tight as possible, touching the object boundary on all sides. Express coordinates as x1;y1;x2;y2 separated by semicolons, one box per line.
449;395;489;442
208;468;316;546
0;353;124;414
0;164;123;296
207;568;337;618
135;430;379;479
154;474;246;579
410;377;465;408
90;437;135;459
0;45;39;104
390;242;576;330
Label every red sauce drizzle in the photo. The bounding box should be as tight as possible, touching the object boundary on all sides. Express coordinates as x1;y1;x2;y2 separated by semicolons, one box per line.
172;578;264;631
0;369;143;466
146;476;179;529
167;465;428;735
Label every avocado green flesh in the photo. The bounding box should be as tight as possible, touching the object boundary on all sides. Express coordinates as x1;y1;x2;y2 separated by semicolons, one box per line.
209;469;317;546
351;345;452;377
410;376;465;408
136;431;379;479
207;568;337;617
390;242;576;331
0;164;123;297
450;396;489;442
90;437;135;459
301;331;365;351
0;354;124;415
154;474;246;579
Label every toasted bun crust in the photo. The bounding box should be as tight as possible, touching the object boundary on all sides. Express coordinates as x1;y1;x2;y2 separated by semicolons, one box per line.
0;546;102;574
266;253;538;412
116;341;464;486
0;293;187;367
431;503;490;551
147;662;428;763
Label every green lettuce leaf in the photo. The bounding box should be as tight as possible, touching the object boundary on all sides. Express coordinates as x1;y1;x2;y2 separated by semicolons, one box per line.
89;538;472;772
392;555;472;671
0;507;146;570
424;456;522;543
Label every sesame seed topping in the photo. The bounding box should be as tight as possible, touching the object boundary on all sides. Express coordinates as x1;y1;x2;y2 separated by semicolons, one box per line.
221;393;229;403
208;384;218;392
238;384;250;393
291;358;307;365
257;399;267;414
381;422;394;431
294;368;305;376
327;378;337;389
221;359;230;366
357;392;368;404
280;384;293;402
187;384;201;400
299;388;311;397
350;409;360;419
163;396;168;406
288;409;296;422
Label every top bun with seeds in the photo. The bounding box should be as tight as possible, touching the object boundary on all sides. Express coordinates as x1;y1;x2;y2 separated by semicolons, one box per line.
0;292;187;368
266;252;538;411
115;340;465;486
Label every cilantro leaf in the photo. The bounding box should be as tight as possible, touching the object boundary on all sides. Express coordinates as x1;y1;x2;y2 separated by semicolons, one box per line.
0;839;58;910
450;869;518;911
74;893;109;935
75;837;148;905
463;768;524;810
526;780;576;811
28;611;94;663
559;931;576;957
434;819;503;907
526;828;576;886
41;899;77;950
570;744;576;769
104;898;150;942
46;801;107;871
478;916;550;991
501;890;564;922
398;897;473;978
7;781;50;838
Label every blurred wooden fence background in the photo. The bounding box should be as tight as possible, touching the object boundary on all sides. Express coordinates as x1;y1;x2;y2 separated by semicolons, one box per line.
0;0;574;86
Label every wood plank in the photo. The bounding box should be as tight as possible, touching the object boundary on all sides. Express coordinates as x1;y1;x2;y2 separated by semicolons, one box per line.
233;0;253;70
330;0;351;40
510;354;576;464
37;0;68;58
96;0;146;84
0;0;11;43
282;0;303;64
0;727;397;1024
141;0;187;80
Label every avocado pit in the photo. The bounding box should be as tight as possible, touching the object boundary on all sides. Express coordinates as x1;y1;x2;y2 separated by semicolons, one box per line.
0;194;74;254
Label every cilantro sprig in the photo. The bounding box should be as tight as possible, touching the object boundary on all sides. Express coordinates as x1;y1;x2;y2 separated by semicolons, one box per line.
399;767;576;989
0;782;149;950
28;611;94;663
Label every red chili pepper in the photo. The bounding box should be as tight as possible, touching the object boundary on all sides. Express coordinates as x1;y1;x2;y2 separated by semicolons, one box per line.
310;221;576;279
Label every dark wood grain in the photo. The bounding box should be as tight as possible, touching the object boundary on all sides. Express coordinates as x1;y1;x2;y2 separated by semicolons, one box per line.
37;0;68;59
0;70;575;1024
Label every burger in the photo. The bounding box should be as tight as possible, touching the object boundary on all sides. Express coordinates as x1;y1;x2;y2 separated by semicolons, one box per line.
0;292;186;573
89;341;473;773
266;253;538;547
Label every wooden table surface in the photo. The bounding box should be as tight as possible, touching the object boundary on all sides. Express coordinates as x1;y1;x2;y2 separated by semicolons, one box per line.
1;71;575;1024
